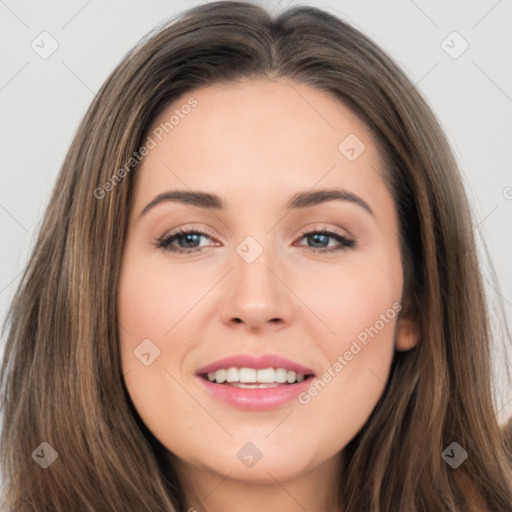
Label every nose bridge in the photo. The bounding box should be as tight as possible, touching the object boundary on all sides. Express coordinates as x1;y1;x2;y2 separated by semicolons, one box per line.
231;208;279;276
219;230;294;329
234;232;281;301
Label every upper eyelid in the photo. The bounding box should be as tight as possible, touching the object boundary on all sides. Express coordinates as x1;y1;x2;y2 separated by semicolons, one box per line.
161;225;351;237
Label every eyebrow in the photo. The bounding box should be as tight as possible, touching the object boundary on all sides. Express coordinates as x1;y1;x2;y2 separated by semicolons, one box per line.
139;188;374;217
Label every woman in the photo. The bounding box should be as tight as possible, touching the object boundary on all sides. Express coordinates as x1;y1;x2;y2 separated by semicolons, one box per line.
1;1;511;510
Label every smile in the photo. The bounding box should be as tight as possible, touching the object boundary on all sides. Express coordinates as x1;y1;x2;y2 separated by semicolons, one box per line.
195;354;316;410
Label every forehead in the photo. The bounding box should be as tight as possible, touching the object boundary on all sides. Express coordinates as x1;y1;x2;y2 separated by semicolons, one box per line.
134;78;390;216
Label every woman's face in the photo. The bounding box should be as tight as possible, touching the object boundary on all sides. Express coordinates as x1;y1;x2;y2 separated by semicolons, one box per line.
118;78;418;485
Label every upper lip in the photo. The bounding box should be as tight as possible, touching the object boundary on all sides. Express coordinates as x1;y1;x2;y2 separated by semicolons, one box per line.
196;354;315;376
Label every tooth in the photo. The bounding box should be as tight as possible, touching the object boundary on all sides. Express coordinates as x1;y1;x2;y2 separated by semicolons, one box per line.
258;383;279;388
286;370;297;383
239;367;257;383
215;369;227;383
226;367;238;383
275;368;287;383
208;367;308;384
257;368;275;383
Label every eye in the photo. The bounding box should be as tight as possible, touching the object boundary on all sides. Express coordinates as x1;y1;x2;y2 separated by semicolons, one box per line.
155;228;216;254
155;226;356;254
295;227;356;253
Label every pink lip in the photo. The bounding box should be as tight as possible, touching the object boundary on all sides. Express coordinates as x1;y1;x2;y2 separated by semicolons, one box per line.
195;354;315;376
196;375;315;411
195;354;316;411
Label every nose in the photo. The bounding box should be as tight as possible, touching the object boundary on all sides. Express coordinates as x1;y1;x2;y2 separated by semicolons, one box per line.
218;245;295;332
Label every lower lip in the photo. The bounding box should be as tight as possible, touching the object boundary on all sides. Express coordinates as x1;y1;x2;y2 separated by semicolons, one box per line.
196;376;315;410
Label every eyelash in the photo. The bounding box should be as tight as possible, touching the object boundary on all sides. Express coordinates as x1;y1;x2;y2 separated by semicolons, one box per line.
155;227;356;255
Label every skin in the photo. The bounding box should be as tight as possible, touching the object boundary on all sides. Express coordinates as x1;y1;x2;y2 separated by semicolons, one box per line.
118;78;419;512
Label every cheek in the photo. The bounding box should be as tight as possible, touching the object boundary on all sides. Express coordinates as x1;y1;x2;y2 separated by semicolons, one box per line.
118;253;203;354
117;256;198;448
299;250;401;352
117;251;212;426
294;256;400;440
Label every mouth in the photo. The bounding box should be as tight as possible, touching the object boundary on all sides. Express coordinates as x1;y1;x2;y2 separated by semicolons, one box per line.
195;355;316;410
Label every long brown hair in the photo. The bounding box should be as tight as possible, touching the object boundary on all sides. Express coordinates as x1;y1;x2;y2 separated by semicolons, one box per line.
1;1;511;510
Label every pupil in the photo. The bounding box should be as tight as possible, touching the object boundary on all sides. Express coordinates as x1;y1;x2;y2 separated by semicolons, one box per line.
181;234;199;247
310;234;327;247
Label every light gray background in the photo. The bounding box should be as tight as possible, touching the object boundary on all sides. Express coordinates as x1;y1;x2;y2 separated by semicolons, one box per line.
1;0;511;432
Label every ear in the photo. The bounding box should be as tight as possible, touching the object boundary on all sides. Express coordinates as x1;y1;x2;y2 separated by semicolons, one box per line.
395;316;420;351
